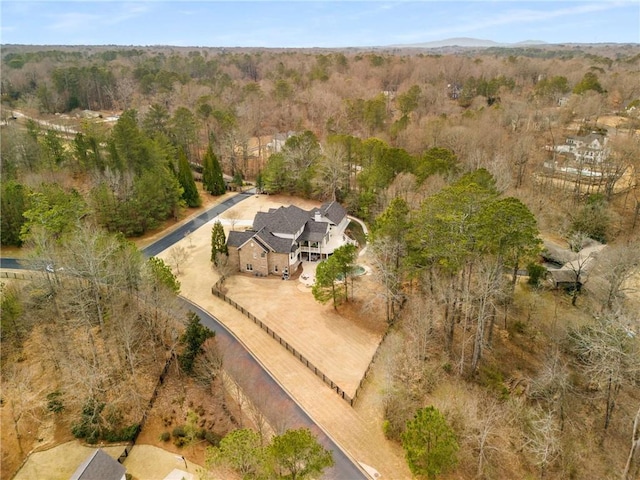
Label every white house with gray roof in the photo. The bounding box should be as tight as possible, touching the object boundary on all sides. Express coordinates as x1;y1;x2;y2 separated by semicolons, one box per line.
552;132;609;165
227;201;356;277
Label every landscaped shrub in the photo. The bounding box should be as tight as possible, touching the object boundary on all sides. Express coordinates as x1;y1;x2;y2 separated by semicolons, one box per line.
172;425;186;438
478;366;510;400
71;398;105;443
46;391;65;413
205;430;222;446
160;431;170;442
527;262;547;287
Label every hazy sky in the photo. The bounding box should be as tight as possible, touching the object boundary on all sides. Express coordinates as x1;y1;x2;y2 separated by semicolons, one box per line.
2;1;639;47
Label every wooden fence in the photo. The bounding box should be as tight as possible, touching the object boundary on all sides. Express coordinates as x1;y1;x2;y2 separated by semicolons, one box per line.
211;279;388;407
211;281;359;406
0;271;35;280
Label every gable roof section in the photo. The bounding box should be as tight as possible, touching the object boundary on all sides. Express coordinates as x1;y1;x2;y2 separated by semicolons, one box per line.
320;201;347;225
227;230;257;248
253;205;310;235
255;230;295;253
228;229;293;253
299;220;329;243
70;449;125;480
548;268;580;285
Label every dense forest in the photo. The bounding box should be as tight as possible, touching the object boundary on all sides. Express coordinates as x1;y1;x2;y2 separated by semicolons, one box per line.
1;43;640;479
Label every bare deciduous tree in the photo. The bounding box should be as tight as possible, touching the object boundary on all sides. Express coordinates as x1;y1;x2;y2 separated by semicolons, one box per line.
623;404;640;480
587;242;640;313
569;314;639;433
523;407;561;479
2;365;47;455
313;141;348;201
168;245;189;275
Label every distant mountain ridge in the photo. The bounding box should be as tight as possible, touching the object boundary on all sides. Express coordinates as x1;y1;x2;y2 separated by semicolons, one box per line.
389;37;547;48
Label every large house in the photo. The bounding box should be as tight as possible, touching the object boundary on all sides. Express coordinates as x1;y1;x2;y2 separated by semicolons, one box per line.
553;132;609;165
227;201;356;277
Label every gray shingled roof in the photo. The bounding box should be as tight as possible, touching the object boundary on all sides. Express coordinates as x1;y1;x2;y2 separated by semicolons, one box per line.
548;268;580;285
253;205;310;235
70;449;125;480
299;221;328;243
227;230;258;248
542;241;578;265
320;201;347;225
228;229;294;254
255;231;295;253
229;201;349;254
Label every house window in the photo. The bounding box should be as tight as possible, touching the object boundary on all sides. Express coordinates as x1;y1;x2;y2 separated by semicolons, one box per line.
246;264;253;271
261;252;266;257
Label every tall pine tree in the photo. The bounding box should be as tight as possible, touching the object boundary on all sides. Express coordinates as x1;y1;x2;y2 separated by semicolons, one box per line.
211;220;228;265
177;148;201;207
202;144;225;195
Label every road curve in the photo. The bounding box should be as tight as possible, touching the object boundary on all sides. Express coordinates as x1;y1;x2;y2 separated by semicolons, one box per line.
1;192;368;479
182;298;367;479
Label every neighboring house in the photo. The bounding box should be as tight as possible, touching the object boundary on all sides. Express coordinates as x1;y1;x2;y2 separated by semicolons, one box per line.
544;132;612;184
227;201;356;277
69;449;126;480
552;132;609;165
266;131;296;154
542;239;605;290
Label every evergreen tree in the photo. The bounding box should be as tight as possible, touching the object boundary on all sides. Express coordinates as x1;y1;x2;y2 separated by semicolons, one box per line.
206;428;265;478
1;181;30;246
331;243;357;302
402;406;459;480
147;257;180;294
211;221;228;265
178;312;214;375
255;170;264;193
202;144;225;195
312;258;341;309
267;428;334;480
573;71;604;94
177;148;201;207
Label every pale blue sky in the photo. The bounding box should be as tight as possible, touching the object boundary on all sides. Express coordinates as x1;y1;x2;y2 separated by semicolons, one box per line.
1;1;639;47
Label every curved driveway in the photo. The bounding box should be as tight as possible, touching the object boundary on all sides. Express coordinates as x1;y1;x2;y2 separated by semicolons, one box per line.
0;192;368;479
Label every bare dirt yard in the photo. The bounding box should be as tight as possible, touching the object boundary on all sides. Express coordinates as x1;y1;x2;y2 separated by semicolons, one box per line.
158;193;387;398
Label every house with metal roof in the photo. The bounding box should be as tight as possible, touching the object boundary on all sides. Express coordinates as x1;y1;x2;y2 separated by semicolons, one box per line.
227;201;356;277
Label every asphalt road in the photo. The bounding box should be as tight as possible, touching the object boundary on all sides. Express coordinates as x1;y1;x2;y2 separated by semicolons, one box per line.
0;257;22;269
1;191;368;479
141;190;255;258
183;298;367;480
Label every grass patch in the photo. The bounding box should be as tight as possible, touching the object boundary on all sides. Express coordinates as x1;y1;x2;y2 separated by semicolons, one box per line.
347;220;367;247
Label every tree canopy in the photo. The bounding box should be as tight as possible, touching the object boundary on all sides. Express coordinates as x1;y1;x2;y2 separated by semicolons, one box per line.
402;406;459;480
